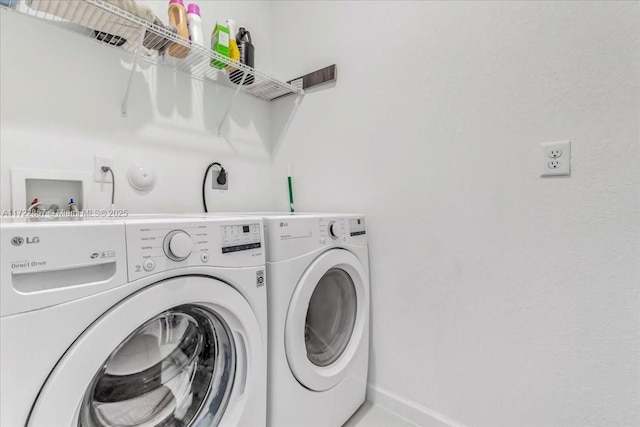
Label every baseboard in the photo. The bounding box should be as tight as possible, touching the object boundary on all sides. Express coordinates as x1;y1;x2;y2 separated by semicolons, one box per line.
366;384;467;427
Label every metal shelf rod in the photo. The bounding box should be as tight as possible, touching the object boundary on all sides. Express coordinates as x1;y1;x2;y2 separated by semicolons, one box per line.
121;24;146;118
217;71;249;136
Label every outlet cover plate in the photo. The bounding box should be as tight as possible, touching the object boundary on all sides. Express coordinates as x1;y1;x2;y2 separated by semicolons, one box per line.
211;170;228;190
94;156;114;182
541;141;571;177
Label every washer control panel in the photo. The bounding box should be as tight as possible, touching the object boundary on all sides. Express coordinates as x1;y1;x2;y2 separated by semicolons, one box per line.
221;223;261;253
126;218;264;281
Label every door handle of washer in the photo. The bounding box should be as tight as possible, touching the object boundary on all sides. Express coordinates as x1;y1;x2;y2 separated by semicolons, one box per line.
234;331;248;398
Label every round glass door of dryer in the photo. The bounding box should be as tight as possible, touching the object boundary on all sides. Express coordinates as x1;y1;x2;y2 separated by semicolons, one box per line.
78;305;235;427
305;268;357;367
285;249;369;391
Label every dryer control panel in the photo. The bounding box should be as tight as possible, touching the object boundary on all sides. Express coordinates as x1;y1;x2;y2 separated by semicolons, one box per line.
263;214;367;262
349;218;366;236
126;217;264;281
319;216;366;244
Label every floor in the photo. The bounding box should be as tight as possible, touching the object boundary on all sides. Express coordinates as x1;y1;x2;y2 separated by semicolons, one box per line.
344;401;417;427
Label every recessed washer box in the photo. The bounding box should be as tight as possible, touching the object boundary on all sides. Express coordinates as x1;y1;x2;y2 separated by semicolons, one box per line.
11;168;92;211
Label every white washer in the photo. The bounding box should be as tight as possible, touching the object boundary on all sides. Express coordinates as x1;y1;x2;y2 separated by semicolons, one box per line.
261;213;370;427
0;215;267;427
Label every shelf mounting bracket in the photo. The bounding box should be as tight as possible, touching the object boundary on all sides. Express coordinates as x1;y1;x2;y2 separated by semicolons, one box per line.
121;28;146;118
217;71;249;136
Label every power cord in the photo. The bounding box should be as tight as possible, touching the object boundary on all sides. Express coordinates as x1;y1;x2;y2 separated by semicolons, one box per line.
202;162;226;212
101;166;115;209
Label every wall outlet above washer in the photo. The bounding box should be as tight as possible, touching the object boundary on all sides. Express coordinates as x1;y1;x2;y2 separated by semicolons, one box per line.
212;170;228;191
94;156;114;182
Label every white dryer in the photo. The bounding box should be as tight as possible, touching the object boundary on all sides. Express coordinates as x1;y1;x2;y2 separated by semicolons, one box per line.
0;215;267;427
261;214;370;427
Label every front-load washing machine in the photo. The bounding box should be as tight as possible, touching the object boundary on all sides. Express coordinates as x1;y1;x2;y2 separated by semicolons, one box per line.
261;213;370;427
0;215;267;427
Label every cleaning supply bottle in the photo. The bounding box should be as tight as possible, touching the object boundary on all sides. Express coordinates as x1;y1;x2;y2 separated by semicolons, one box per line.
230;27;255;85
210;22;230;69
186;3;203;48
68;198;79;213
225;19;240;71
167;0;190;59
237;27;255;68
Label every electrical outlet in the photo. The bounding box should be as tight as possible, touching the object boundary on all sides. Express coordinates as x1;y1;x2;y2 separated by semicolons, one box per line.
541;141;570;177
211;169;228;190
548;149;563;158
94;156;114;182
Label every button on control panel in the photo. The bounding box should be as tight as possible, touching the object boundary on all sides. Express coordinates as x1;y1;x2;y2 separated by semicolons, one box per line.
163;230;193;261
328;221;342;239
221;223;261;254
143;259;155;271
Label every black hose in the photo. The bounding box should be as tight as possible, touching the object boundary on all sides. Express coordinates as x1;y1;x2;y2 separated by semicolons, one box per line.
202;162;223;213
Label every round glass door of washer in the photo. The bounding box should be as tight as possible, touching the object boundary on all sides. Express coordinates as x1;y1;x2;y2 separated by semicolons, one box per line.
78;305;235;427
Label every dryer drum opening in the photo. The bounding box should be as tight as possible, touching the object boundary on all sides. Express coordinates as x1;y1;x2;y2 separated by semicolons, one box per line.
78;305;236;427
305;268;357;367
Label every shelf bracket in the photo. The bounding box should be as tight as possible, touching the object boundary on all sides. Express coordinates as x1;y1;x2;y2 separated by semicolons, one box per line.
271;94;304;155
217;71;249;136
121;28;146;118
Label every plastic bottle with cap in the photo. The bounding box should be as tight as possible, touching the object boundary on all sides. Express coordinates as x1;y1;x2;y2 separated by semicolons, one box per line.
167;0;190;58
186;3;204;48
225;19;240;71
210;20;230;69
230;27;255;85
68;198;79;213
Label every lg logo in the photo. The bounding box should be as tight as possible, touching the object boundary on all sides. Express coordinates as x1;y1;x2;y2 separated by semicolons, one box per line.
11;236;40;246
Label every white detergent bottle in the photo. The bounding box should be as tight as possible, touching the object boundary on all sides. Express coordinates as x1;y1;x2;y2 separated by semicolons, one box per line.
187;3;204;49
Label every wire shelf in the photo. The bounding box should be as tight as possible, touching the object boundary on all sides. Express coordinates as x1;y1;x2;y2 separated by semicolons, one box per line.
4;0;304;101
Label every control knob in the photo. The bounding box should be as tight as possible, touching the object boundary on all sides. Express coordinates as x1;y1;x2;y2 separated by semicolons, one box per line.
328;221;342;239
164;230;192;261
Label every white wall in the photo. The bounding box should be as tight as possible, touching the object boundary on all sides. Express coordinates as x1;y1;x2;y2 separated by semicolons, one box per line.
1;1;282;213
269;1;640;426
